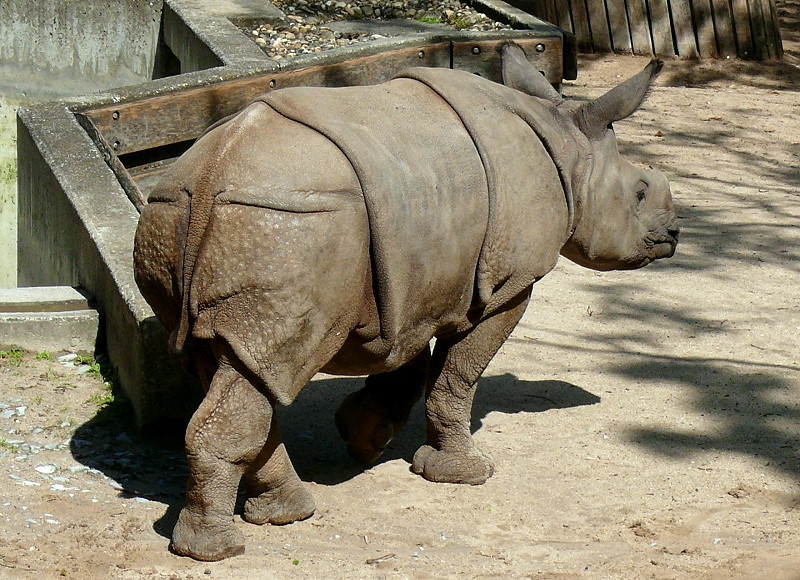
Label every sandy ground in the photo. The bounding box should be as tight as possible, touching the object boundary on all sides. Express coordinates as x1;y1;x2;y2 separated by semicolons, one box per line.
2;24;800;580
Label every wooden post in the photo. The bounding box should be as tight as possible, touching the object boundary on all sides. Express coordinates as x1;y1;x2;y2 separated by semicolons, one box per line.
692;0;719;58
570;0;594;52
553;0;574;32
586;0;612;51
605;0;631;53
711;0;738;58
626;0;653;55
731;0;755;58
648;0;676;56
670;0;699;58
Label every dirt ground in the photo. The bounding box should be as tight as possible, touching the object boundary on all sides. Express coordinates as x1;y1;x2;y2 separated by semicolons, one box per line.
3;17;800;580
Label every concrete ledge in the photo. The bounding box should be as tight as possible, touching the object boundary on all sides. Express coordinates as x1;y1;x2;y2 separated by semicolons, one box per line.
0;286;90;312
0;286;98;354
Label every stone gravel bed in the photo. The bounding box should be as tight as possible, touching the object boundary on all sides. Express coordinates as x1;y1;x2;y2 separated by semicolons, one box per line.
0;351;188;537
244;1;511;60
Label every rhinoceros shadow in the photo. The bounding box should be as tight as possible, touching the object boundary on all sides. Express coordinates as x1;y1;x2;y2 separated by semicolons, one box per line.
69;373;598;539
280;374;601;485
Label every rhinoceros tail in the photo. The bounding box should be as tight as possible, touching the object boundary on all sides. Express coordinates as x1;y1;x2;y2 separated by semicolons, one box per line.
171;116;249;356
171;176;216;356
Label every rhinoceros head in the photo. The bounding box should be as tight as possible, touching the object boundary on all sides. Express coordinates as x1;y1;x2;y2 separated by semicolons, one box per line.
503;45;679;271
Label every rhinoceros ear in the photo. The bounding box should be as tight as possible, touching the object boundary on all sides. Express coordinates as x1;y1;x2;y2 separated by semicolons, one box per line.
501;43;562;104
576;59;663;138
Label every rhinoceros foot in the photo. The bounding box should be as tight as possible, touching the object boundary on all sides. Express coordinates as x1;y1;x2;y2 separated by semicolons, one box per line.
411;445;495;485
243;481;316;526
171;508;245;561
335;389;402;465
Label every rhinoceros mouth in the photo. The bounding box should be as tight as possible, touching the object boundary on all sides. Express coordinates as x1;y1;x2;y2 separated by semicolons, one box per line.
648;232;678;261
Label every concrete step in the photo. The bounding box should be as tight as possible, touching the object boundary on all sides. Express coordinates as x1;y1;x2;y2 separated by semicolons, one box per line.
0;287;99;354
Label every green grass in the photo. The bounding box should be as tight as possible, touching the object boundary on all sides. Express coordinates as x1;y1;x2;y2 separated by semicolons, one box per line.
0;96;20;286
0;97;17;193
0;348;24;366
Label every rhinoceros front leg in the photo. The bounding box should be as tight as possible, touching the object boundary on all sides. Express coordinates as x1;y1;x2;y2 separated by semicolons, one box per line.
411;289;531;485
172;358;313;561
335;346;430;463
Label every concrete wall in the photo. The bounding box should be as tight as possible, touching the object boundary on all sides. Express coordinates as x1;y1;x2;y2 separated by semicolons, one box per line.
0;0;164;97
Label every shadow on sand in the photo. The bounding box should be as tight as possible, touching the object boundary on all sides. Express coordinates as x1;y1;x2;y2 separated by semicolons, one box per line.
69;373;599;539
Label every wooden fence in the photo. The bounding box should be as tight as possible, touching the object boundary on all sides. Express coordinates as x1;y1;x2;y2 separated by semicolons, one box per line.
507;0;783;59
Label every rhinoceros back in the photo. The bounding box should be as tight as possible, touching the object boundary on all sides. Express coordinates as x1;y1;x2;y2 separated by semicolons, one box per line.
260;79;491;367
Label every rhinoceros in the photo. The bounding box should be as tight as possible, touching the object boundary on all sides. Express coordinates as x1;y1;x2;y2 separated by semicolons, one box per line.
133;44;678;561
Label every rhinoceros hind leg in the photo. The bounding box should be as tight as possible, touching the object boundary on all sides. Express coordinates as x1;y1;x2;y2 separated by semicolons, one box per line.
411;290;531;484
335;346;430;464
242;421;316;525
172;358;307;561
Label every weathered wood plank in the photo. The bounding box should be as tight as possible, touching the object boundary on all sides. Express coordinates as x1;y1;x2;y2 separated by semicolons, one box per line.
670;0;699;58
544;0;559;23
570;0;594;51
605;0;632;53
711;0;738;57
749;0;769;59
586;0;612;51
731;0;754;58
692;0;719;57
85;45;451;155
768;0;784;59
761;0;783;59
452;37;564;82
553;0;574;32
626;0;653;55
648;0;676;56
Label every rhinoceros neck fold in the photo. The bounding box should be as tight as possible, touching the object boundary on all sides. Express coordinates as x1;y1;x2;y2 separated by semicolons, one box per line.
396;68;585;312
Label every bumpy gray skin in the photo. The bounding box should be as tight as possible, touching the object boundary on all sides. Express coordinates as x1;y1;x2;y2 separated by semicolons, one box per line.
133;44;678;561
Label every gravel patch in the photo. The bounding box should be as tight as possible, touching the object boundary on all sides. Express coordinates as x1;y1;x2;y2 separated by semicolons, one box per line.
243;1;511;60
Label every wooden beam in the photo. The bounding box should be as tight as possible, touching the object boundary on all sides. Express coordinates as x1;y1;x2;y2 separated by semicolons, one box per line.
83;45;451;156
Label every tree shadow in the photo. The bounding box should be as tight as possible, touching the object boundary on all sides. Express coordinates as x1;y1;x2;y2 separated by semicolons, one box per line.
615;355;800;478
68;373;600;539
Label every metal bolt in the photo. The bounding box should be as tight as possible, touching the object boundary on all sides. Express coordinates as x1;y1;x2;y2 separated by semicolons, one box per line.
418;50;425;59
472;46;481;55
535;43;546;53
112;111;120;121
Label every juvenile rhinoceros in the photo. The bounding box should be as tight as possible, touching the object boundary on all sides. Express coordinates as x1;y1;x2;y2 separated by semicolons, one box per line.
133;44;678;561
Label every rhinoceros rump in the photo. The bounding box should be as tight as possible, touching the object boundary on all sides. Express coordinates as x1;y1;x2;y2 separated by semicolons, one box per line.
133;44;678;561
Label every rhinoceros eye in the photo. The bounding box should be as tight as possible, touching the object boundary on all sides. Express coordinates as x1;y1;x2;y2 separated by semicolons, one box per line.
635;181;648;206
